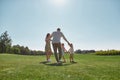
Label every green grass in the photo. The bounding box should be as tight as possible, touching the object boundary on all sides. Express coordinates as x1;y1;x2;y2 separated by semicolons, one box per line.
0;53;120;80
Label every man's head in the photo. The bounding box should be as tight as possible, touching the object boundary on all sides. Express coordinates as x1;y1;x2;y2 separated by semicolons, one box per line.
57;28;61;31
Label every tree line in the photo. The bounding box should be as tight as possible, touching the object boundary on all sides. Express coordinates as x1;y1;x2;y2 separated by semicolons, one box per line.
95;50;120;55
75;49;95;54
0;31;44;55
75;49;120;55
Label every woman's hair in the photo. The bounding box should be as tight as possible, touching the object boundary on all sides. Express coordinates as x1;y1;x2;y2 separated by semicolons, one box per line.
46;33;50;39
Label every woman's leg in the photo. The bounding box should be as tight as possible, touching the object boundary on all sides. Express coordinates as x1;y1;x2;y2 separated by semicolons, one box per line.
46;52;49;61
48;51;52;61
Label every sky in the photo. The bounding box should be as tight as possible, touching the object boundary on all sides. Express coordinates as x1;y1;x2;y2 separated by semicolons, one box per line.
0;0;120;51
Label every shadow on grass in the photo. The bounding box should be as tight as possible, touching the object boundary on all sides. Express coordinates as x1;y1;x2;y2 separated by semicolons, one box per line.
40;61;77;66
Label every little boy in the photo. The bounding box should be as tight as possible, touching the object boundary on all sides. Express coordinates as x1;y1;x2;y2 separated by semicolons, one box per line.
61;43;67;63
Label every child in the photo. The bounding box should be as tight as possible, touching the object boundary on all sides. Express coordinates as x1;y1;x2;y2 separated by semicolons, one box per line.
68;43;76;63
61;43;67;63
45;33;52;62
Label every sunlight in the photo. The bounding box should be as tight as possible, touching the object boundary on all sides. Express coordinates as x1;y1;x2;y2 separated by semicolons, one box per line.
49;0;68;7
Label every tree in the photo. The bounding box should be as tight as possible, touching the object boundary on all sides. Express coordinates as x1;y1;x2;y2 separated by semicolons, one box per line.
12;45;21;54
0;31;12;53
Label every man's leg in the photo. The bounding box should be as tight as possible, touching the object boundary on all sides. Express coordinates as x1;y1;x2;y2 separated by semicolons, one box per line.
58;43;62;61
52;43;59;62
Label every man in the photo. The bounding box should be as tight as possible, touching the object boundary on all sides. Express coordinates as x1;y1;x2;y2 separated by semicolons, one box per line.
50;28;70;64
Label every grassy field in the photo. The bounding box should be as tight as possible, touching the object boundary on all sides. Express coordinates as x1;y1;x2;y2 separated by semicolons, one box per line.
0;53;120;80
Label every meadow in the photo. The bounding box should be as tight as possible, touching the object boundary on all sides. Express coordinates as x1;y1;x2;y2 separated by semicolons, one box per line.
0;53;120;80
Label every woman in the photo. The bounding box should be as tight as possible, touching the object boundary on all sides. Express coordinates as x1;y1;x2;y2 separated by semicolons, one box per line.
45;33;52;62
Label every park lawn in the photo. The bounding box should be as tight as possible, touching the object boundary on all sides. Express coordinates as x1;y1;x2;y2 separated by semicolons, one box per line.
0;53;120;80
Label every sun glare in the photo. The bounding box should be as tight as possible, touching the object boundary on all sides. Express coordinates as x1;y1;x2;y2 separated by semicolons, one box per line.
49;0;68;7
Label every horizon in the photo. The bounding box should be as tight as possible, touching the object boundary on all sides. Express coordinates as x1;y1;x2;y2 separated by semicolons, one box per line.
0;0;120;51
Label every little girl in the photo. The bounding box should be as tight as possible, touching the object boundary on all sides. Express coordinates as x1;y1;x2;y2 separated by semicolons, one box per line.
68;43;76;63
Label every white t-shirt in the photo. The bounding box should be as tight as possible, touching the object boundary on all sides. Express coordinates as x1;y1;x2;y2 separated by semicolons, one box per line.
51;31;65;43
69;47;74;54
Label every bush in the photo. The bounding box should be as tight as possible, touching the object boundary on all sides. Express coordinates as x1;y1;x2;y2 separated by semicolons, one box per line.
96;50;120;55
